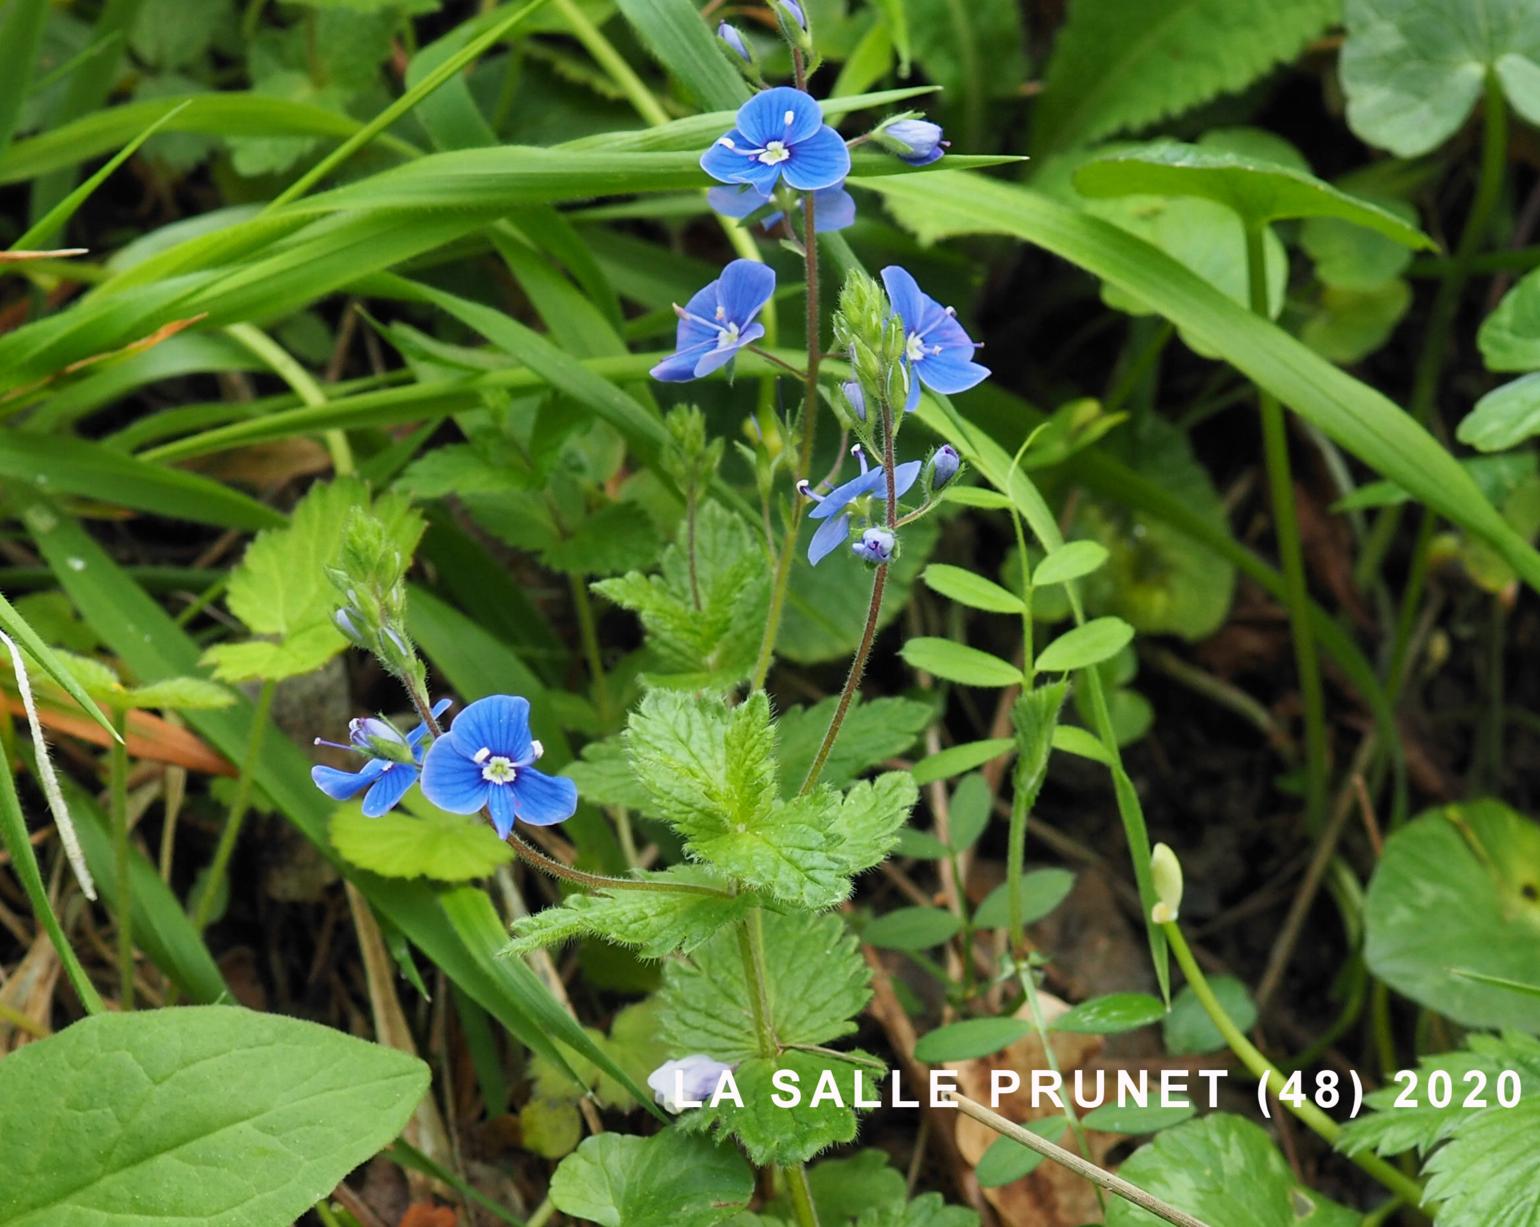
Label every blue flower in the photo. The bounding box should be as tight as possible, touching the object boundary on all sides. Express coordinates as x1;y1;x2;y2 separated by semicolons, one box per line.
881;266;991;412
701;87;850;195
774;0;807;31
718;21;751;63
707;182;855;233
420;695;577;838
931;444;961;488
311;697;451;818
884;119;948;166
800;444;922;564
840;379;866;420
651;259;776;382
852;526;895;563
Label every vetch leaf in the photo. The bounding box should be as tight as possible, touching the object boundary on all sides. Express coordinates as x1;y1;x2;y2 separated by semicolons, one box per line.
1050;992;1165;1034
913;1017;1034;1063
1035;617;1133;673
974;1117;1069;1188
863;906;962;951
910;738;1014;786
550;1129;754;1227
1081;1103;1197;1133
1340;0;1540;158
901;638;1021;687
1364;799;1540;1030
0;1006;428;1227
922;564;1025;614
973;868;1076;930
1033;540;1109;586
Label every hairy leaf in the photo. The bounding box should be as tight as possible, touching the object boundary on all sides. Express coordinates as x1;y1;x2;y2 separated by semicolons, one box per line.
550;1129;754;1227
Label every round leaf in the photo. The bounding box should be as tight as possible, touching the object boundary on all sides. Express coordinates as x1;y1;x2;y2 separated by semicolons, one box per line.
330;795;514;881
1365;799;1540;1030
1458;373;1540;453
550;1130;754;1227
1164;976;1257;1055
1480;267;1540;372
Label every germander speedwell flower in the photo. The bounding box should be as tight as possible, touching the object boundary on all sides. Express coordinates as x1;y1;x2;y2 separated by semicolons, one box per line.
420;694;577;837
881;265;991;411
311;698;451;817
701;86;850;195
883;119;948;166
800;445;921;564
651;259;776;382
648;1055;737;1113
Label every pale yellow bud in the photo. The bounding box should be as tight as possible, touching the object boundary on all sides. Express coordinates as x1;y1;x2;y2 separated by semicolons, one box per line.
1150;842;1183;924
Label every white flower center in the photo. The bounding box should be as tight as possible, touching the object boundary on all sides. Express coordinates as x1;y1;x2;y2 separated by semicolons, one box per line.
757;140;791;166
479;753;517;784
716;322;741;350
906;332;928;363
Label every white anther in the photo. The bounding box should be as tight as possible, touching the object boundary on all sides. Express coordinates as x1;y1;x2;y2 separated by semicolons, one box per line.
473;747;492;764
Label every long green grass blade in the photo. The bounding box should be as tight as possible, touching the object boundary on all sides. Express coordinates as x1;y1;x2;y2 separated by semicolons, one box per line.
866;172;1540;592
0;0;49;155
0;589;118;740
613;0;750;113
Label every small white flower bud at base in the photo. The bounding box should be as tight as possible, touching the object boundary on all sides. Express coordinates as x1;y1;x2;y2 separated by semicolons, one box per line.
1151;842;1183;923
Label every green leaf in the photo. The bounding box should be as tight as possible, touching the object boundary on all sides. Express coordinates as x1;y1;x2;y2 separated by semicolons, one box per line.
201;479;421;683
662;910;869;1061
863;906;962;951
506;866;754;959
854;1193;979;1227
1458;373;1540;452
922;564;1025;613
974;1117;1069;1188
831;772;920;877
1073;140;1435;246
677;1049;875;1167
1163;977;1258;1055
613;0;751;113
330;794;514;882
901;637;1021;687
1032;0;1338;154
122;677;236;710
1107;1113;1358;1226
1300;281;1413;365
0;1006;428;1226
1301;198;1420;291
913;1017;1034;1063
1035;617;1134;673
0;589;117;740
910;738;1014;786
542;502;663;577
973;868;1076;930
1081;1103;1197;1133
865;173;1540;591
1050;992;1165;1034
593;501;768;685
1480;266;1540;372
776;696;933;793
805;1150;906;1223
1051;724;1114;764
1364;799;1540;1030
0;434;281;532
550;1129;754;1227
1419;1072;1540;1227
947;773;992;851
1032;540;1109;586
1340;0;1540;157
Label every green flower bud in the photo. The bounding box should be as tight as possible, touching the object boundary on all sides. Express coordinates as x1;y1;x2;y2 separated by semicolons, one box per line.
1150;842;1183;923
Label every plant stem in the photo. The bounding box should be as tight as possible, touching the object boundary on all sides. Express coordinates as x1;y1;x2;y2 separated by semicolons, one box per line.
799;396;898;795
568;572;612;726
945;1093;1209;1227
110;707;133;1009
1162;920;1427;1210
1244;220;1327;833
551;0;668;127
192;677;276;932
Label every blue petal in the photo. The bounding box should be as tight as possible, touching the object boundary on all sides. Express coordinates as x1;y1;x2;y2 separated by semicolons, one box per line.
692;323;764;377
808;512;851;564
311;760;383;802
701;128;754;184
782;126;851;192
511;768;579;827
653;340;717;382
808;464;887;520
420;737;490;814
362;762;419;817
813;186;856;232
486;784;516;839
903;362;923;412
449;694;533;762
733;156;787;196
737;86;823;148
407;697;454;749
917;352;991;396
716;259;776;326
880;266;928;334
893;459;923;499
708;183;768;219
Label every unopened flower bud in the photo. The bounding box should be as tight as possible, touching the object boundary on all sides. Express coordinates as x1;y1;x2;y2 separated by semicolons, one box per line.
841;380;867;421
881;118;948;166
1150;842;1183;924
930;444;960;489
774;0;807;31
334;607;366;645
717;21;752;63
852;526;896;564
